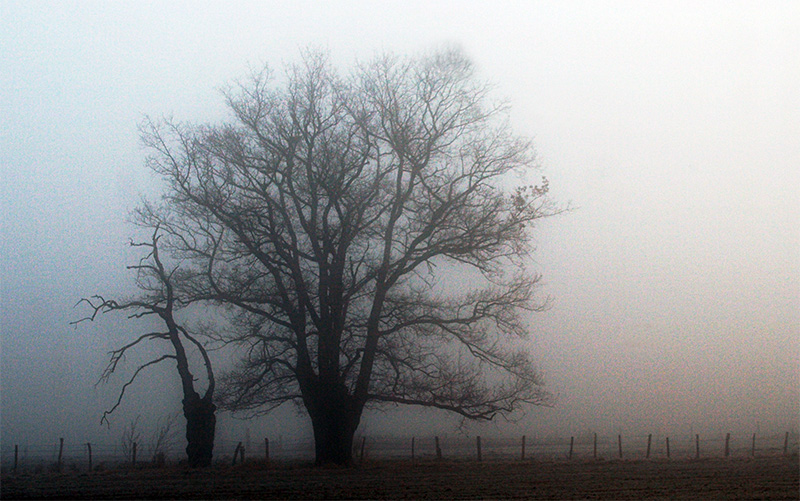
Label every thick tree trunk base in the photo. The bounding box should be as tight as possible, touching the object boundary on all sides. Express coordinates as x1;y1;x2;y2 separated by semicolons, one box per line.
183;396;216;468
306;389;360;466
313;426;356;466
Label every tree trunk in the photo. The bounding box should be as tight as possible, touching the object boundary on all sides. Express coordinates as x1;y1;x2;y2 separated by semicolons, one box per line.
183;394;216;467
306;385;361;466
310;410;358;466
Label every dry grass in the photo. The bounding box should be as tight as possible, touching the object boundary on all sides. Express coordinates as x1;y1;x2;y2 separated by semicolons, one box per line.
2;455;798;499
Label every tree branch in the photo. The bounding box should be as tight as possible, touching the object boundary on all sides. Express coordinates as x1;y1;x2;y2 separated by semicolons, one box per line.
100;354;176;427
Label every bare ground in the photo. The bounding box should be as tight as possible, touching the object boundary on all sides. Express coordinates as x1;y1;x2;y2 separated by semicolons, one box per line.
2;456;798;500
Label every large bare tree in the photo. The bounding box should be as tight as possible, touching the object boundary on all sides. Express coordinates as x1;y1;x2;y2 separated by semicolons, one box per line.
74;229;217;467
137;49;556;465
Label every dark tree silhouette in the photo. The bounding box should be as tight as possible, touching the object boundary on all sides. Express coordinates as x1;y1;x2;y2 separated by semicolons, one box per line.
73;228;217;467
136;48;557;465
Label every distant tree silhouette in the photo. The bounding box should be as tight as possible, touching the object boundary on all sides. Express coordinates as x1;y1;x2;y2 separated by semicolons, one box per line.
98;48;558;465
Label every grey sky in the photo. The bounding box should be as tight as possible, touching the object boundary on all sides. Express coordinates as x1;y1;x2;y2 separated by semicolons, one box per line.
1;1;798;449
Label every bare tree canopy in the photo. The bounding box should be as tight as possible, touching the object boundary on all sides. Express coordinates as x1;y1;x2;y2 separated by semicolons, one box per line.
137;48;558;465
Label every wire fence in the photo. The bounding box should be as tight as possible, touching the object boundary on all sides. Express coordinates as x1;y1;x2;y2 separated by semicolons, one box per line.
2;431;797;473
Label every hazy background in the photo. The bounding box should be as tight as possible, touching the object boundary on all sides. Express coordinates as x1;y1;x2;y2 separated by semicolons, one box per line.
2;1;798;455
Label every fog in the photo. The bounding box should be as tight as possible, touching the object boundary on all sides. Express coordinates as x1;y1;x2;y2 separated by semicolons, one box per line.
2;1;798;455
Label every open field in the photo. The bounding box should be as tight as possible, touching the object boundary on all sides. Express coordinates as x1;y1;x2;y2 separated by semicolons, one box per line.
2;456;798;500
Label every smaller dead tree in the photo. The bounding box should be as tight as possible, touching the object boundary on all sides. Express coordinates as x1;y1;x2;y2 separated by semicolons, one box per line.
73;227;217;467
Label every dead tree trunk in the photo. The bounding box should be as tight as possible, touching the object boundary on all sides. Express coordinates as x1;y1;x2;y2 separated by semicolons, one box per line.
183;394;216;468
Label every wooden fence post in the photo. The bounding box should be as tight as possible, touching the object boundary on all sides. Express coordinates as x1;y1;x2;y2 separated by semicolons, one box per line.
646;434;652;459
724;433;730;457
593;433;597;460
521;435;526;461
695;434;700;459
435;436;442;460
264;437;269;463
360;436;366;463
665;437;670;459
411;436;415;461
568;436;574;460
476;436;482;462
784;432;789;456
58;438;64;472
240;444;246;463
618;434;623;459
132;441;137;466
87;443;93;471
751;433;756;457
